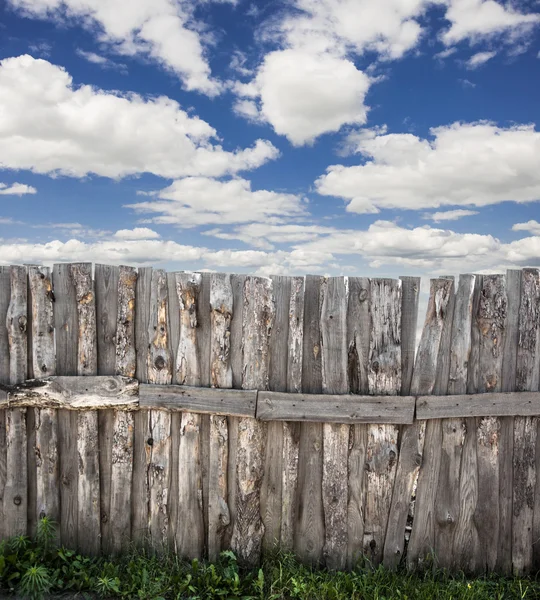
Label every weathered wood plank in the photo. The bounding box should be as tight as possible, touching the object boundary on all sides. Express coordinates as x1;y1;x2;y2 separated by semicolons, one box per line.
3;408;27;536
148;270;172;385
7;266;27;385
28;266;55;378
139;384;256;416
132;267;152;546
280;276;303;552
498;270;520;574
208;273;233;561
95;264;119;376
71;263;97;376
387;278;452;570
513;268;540;574
4;376;139;409
0;266;11;385
115;266;137;378
346;277;369;569
434;274;475;570
400;277;420;396
261;275;290;551
231;276;274;566
0;406;6;540
256;392;414;423
52;264;78;549
175;272;204;559
363;279;401;566
295;275;324;566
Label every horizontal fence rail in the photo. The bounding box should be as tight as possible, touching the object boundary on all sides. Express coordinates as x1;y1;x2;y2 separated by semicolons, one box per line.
0;264;540;575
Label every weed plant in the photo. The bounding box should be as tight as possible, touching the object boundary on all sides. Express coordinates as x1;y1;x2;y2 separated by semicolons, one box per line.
1;518;540;599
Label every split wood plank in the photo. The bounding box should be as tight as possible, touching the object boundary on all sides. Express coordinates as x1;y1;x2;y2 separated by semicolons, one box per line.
400;277;421;396
261;275;291;552
280;276;304;552
132;267;152;546
208;273;233;561
346;277;370;569
294;275;325;566
7;265;27;385
116;266;137;378
320;277;349;571
513;268;540;574
433;274;475;570
385;278;453;570
231;276;274;566
363;279;401;567
147;269;172;552
139;384;256;416
52;264;78;550
175;273;205;559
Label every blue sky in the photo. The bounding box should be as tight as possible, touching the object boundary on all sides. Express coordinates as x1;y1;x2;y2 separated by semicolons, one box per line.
0;0;539;283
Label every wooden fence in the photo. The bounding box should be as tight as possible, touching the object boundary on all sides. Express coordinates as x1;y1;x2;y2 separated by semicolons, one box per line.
1;264;540;575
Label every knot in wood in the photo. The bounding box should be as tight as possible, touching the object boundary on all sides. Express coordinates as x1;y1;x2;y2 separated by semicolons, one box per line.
147;437;154;446
62;475;70;486
369;539;376;551
40;272;45;279
17;315;27;332
102;512;109;523
41;364;47;373
446;513;454;524
13;495;21;506
154;356;166;370
358;289;368;302
371;360;380;374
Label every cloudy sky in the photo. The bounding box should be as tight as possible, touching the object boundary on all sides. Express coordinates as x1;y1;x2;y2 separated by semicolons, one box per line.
0;0;539;286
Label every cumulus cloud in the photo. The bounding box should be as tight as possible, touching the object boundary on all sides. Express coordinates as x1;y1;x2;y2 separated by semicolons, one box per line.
316;121;540;213
512;220;540;235
0;55;278;179
8;0;222;95
424;209;479;221
465;50;496;68
441;0;540;46
114;227;161;240
76;49;127;72
0;182;37;195
127;176;307;228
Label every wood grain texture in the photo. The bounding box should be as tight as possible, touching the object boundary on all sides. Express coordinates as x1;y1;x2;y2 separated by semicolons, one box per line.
175;272;204;559
3;408;27;536
28;266;55;378
346;277;370;569
52;264;78;549
0;407;6;539
513;268;540;574
363;279;401;566
71;263;97;376
261;276;290;551
0;266;11;385
400;277;420;396
148;270;172;385
231;276;274;566
95;264;119;376
7;266;27;385
115;266;137;378
295;275;324;566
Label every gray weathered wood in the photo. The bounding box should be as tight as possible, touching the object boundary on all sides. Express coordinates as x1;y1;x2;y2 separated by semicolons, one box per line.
147;270;172;385
135;267;152;383
400;277;420;395
386;278;452;570
363;279;401;566
0;266;10;385
71;263;97;376
513;268;540;574
256;392;414;423
434;274;475;570
139;384;256;416
4;376;139;409
52;264;78;549
346;277;370;569
294;274;324;566
3;408;27;536
115;266;137;378
231;276;274;566
28;266;55;378
0;406;6;539
7;266;27;385
175;272;204;559
95;264;119;376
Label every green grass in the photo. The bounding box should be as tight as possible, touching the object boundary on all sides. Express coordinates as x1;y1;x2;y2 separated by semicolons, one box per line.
1;518;539;599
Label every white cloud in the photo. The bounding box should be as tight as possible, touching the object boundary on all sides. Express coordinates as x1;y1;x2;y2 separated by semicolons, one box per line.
0;182;37;195
0;55;278;179
76;49;127;72
424;209;479;221
316;121;540;213
434;47;457;59
127;176;307;227
465;50;496;68
441;0;540;46
512;220;540;235
114;227;161;240
8;0;221;95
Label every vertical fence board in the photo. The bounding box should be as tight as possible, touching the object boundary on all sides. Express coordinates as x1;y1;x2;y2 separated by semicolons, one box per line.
403;278;454;569
346;277;370;568
53;264;78;549
231;276;273;566
175;273;205;559
295;275;325;565
281;276;304;551
0;266;10;384
7;265;27;385
116;266;137;378
320;277;349;571
71;263;100;555
261;275;291;551
434;275;475;570
513;268;540;574
363;279;401;566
